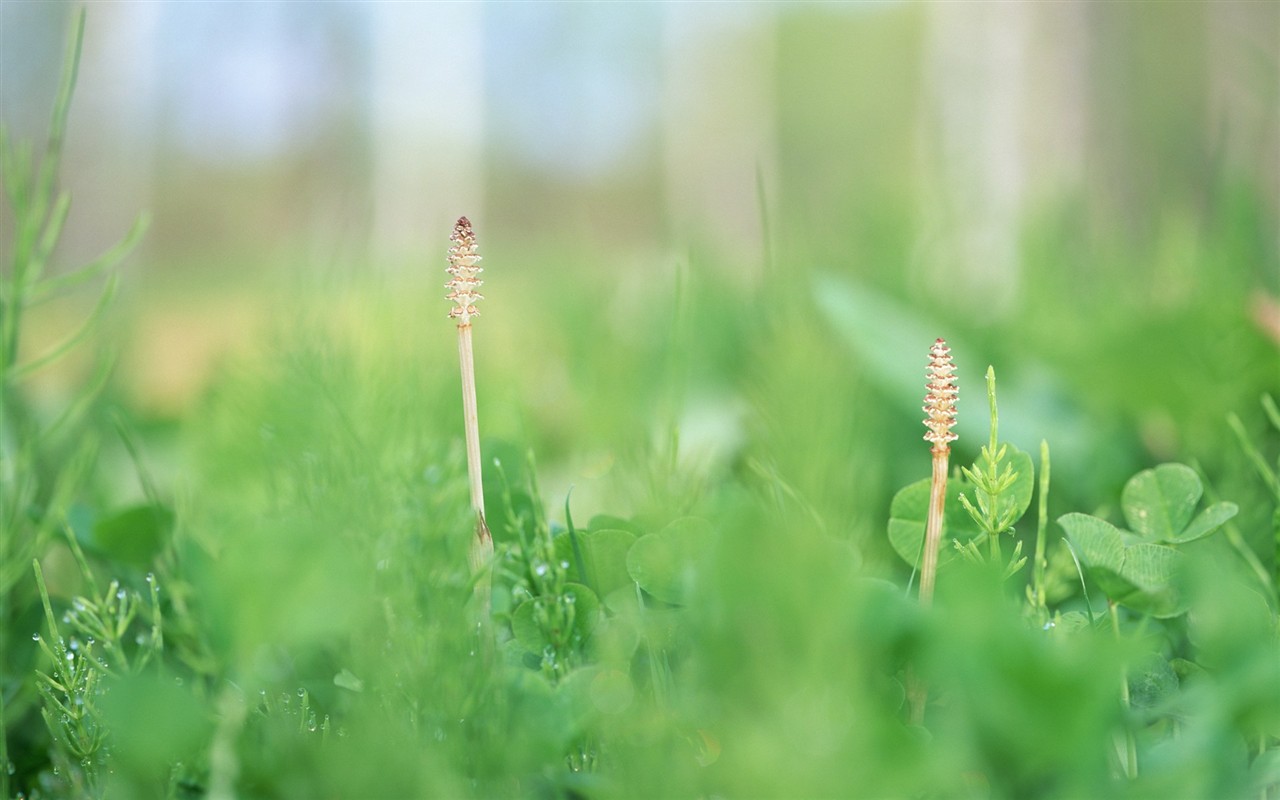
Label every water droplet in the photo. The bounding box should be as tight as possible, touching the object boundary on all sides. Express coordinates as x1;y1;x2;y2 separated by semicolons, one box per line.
7;760;15;774
560;560;570;569
86;637;94;646
136;634;146;645
65;652;74;662
32;633;40;641
534;563;549;577
297;687;306;697
72;600;86;611
69;639;79;651
116;589;126;600
145;573;155;584
1042;621;1056;631
61;614;70;624
174;677;184;686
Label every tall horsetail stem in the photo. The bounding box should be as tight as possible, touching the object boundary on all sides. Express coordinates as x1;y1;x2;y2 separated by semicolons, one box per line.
909;338;957;725
447;217;494;603
919;337;958;606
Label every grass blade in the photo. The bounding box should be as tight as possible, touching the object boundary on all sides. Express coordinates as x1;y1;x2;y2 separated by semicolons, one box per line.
11;272;118;381
32;213;149;304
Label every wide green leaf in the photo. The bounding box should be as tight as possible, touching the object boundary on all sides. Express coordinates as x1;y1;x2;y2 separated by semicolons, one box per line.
92;503;173;569
1058;513;1189;618
626;517;713;604
1121;463;1201;542
555;528;637;598
888;476;983;569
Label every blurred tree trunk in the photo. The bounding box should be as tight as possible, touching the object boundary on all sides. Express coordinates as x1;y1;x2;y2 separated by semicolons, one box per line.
660;6;777;285
920;2;1032;317
1206;2;1279;231
370;4;484;269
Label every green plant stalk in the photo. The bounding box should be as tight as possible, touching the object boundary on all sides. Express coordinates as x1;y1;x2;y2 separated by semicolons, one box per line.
958;367;1021;569
1109;601;1138;779
1;10;84;373
0;636;6;800
984;367;1000;561
1229;413;1279;499
1031;440;1051;619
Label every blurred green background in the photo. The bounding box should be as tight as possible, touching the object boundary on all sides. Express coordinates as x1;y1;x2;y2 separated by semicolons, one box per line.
5;0;1278;606
5;1;1276;514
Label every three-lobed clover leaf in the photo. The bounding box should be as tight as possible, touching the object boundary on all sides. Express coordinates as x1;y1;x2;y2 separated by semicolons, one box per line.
1059;463;1237;618
1120;463;1238;544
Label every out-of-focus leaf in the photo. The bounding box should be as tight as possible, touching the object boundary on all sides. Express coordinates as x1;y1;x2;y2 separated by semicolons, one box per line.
626;518;713;605
511;583;601;654
98;672;210;770
1127;654;1179;711
92;503;173;569
555;528;637;598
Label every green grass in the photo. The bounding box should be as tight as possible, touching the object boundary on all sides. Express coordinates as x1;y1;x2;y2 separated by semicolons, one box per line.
5;10;1280;800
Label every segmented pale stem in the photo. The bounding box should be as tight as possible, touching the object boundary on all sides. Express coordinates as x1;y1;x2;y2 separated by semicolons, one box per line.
446;217;493;604
910;338;957;725
919;338;957;607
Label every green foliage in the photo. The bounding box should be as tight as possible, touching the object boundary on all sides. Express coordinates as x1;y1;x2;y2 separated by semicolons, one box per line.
888;367;1034;579
1;10;154;798
1060;463;1238;618
888;474;983;569
624;517;713;606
